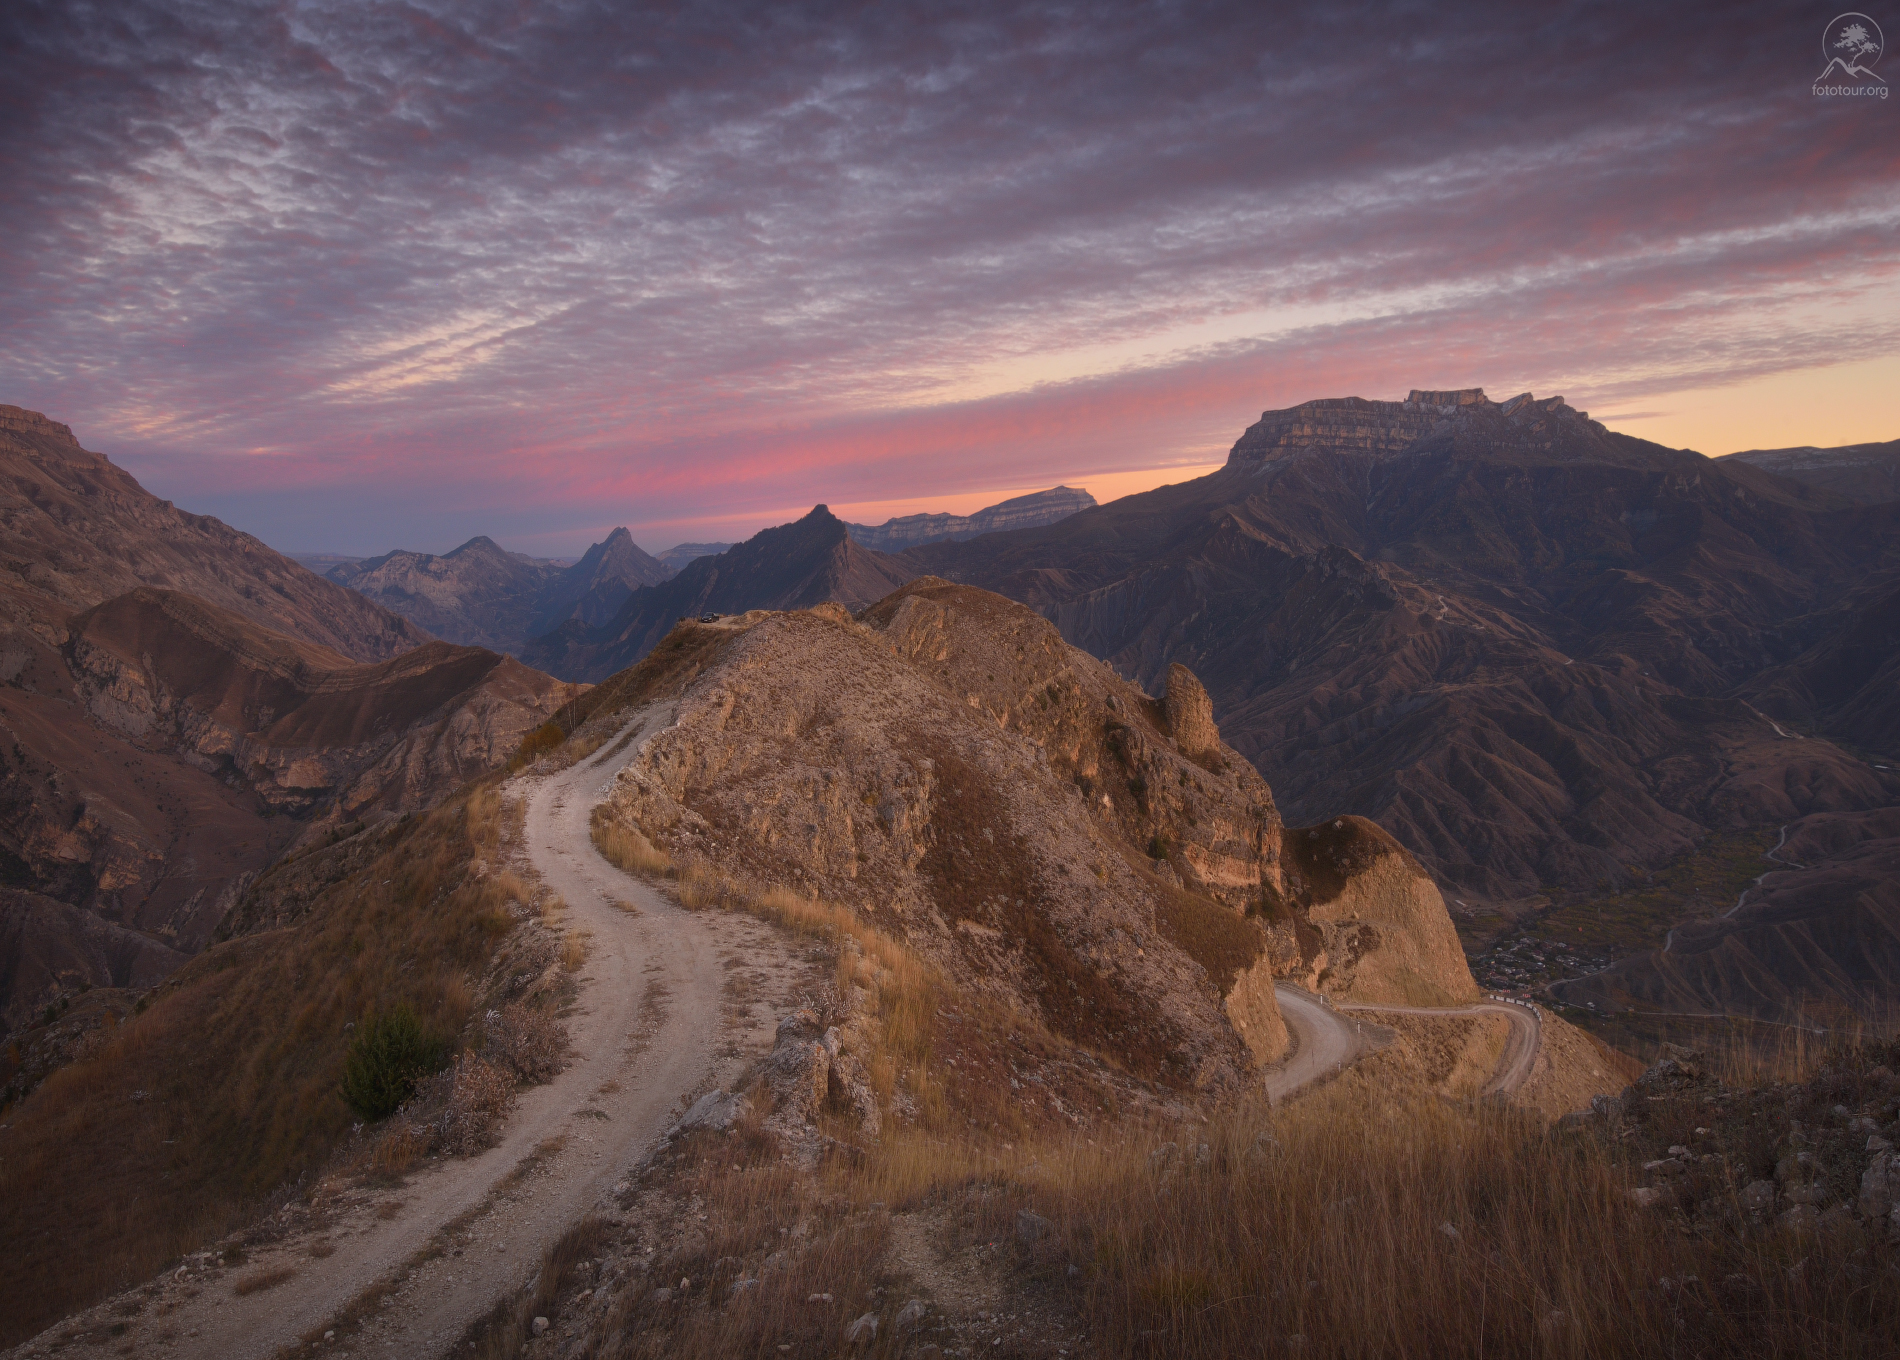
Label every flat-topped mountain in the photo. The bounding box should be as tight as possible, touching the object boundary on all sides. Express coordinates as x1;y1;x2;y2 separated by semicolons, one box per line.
523;506;915;682
328;528;668;654
1719;437;1900;505
844;485;1096;551
903;388;1900;1024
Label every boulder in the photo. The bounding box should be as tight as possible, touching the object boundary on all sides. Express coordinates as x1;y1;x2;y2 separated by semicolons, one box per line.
672;1089;751;1136
1163;664;1220;757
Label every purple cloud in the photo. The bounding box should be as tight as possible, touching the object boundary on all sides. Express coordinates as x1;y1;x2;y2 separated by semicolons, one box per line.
1;1;1894;553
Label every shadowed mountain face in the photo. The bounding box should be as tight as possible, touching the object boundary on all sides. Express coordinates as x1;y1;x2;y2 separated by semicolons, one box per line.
906;389;1900;910
1720;439;1900;506
845;485;1097;551
525;527;671;634
523;506;915;681
0;407;580;1037
327;528;668;654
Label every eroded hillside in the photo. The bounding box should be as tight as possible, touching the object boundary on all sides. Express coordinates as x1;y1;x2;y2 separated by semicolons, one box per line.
590;582;1500;1091
0;408;581;1048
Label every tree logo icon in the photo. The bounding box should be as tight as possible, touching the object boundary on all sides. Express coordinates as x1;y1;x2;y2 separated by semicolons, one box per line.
1817;13;1885;83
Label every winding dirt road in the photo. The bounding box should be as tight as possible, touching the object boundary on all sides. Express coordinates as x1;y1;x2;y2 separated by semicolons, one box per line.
1268;984;1543;1100
23;707;810;1360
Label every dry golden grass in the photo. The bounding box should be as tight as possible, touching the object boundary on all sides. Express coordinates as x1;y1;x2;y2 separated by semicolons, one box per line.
589;806;673;878
0;776;531;1347
560;933;588;972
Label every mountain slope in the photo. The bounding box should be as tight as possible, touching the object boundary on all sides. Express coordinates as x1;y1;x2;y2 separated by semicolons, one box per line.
589;582;1488;1090
522;506;916;682
0;405;425;661
906;389;1900;914
845;485;1097;551
654;542;732;576
0;586;578;1032
1554;807;1900;1024
0;406;581;1044
327;536;558;651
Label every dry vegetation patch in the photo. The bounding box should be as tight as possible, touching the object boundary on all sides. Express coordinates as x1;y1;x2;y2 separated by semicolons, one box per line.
0;779;565;1346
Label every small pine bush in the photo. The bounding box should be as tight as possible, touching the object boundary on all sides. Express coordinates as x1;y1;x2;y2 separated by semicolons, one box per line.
340;1004;445;1121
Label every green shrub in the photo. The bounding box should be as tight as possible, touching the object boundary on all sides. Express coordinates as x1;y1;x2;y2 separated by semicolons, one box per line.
340;1005;445;1121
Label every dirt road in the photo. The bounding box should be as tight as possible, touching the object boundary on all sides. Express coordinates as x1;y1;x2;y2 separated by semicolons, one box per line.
1271;985;1543;1100
21;707;812;1360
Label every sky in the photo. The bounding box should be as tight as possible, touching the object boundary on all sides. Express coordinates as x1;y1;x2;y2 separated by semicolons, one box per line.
3;1;1897;556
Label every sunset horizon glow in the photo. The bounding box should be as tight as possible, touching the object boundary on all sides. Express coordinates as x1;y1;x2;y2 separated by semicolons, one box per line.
4;1;1896;557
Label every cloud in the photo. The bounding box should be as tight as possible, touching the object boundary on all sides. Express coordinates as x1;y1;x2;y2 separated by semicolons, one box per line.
1;0;1896;553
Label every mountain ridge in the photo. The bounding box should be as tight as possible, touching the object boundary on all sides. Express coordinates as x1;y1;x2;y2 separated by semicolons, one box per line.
327;528;668;654
522;505;916;681
844;484;1096;551
895;387;1899;1030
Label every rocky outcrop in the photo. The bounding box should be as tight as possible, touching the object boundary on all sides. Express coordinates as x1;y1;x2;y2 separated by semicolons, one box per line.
1276;817;1479;1006
1162;663;1218;759
66;588;579;822
845;486;1096;551
592;583;1485;1084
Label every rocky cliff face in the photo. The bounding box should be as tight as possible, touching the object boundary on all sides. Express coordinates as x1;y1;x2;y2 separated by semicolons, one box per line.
68;588;578;823
591;583;1482;1085
845;485;1096;551
0;586;578;990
